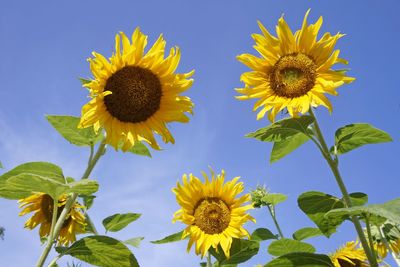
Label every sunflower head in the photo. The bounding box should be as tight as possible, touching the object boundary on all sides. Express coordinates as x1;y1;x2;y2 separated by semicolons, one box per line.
172;169;255;258
79;27;194;151
18;193;86;245
367;222;400;259
329;241;369;267
236;9;354;121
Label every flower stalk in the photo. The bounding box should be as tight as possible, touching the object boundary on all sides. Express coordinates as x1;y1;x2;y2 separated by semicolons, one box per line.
267;205;284;239
35;140;107;267
308;108;378;267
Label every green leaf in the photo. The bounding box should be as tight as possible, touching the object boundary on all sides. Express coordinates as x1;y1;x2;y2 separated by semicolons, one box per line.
66;180;99;195
0;162;65;199
268;238;315;256
124;237;144;248
325;198;400;225
125;141;151;157
298;191;346;237
292;227;323;241
348;192;368;206
0;161;3;169
210;238;259;265
59;235;139;267
79;78;92;85
264;253;333;267
271;132;310;163
251;228;277;241
46;115;102;147
151;231;185;244
246;116;314;142
333;123;392;155
261;193;288;206
83;195;96;210
102;213;141;232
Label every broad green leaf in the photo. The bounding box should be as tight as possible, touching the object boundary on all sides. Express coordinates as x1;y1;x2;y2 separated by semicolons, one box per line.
151;231;185;244
292;227;323;241
46;115;102;146
261;193;288;206
333;123;392;155
66;180;99;195
298;191;346;237
126;142;151;157
0;162;65;199
325;198;400;225
213;264;237;267
246;116;314;142
83;195;96;210
348;192;368;206
59;235;139;267
251;228;277;241
264;253;333;267
210;238;259;265
102;213;141;232
268;238;315;256
79;78;92;85
271;132;310;163
124;237;144;248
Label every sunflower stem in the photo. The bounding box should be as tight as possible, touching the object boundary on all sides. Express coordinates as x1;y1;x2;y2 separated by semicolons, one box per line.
308;108;378;267
47;254;61;267
267;205;284;239
35;140;107;267
378;225;400;266
365;214;378;261
207;251;212;267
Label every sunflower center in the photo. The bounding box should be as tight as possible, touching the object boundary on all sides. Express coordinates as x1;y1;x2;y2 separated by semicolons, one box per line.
337;259;363;267
104;66;162;123
193;198;231;234
270;53;316;98
41;194;70;226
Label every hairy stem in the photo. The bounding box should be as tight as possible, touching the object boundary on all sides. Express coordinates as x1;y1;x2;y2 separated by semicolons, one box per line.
267;205;284;238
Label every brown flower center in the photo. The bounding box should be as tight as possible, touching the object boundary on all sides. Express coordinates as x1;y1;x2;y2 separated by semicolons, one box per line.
41;194;71;226
193;198;231;234
270;53;316;98
337;259;364;267
104;66;162;123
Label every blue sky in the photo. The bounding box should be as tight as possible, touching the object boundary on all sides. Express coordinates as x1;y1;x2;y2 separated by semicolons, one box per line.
0;0;399;266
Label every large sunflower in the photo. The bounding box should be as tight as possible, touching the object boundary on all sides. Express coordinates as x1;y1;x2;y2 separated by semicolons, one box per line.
172;169;255;257
79;28;194;151
19;193;86;245
236;10;354;121
329;242;369;267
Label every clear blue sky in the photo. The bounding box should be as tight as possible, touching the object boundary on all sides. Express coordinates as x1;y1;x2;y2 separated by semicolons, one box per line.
0;1;399;266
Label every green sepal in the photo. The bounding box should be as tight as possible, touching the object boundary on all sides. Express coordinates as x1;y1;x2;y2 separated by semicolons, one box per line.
79;78;92;85
124;142;151;157
102;213;141;233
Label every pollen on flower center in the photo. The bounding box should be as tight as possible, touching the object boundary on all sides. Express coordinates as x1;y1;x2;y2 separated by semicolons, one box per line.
270;53;316;98
193;198;231;234
104;66;162;123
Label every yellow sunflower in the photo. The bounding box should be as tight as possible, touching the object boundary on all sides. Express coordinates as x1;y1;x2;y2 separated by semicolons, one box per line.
369;223;400;259
236;9;354;121
19;193;86;245
79;27;194;151
172;169;255;257
329;241;369;267
374;239;400;259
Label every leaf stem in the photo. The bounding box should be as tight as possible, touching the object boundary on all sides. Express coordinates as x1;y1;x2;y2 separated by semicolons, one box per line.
365;214;378;261
308;108;378;267
35;140;107;267
267;205;284;239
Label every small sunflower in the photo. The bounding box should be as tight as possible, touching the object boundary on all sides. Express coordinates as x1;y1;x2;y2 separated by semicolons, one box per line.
79;27;194;151
369;223;400;259
236;9;354;121
172;169;255;257
19;193;86;245
329;241;369;267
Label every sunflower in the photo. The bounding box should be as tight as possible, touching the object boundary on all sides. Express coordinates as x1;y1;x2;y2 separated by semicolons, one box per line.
172;169;255;257
79;27;194;151
236;9;354;121
368;223;400;259
18;193;86;245
329;241;369;267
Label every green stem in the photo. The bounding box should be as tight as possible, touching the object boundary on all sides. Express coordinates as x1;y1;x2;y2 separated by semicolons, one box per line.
308;108;378;267
207;251;212;267
47;254;61;267
378;226;400;266
267;205;284;238
35;140;107;267
365;214;378;261
85;213;99;235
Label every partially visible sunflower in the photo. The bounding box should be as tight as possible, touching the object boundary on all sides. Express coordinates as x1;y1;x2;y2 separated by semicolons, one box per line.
368;223;400;259
329;241;369;267
172;169;255;257
236;9;354;121
19;193;86;245
79;27;194;151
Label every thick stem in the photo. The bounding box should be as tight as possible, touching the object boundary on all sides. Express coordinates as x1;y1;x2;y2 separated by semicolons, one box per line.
365;215;378;261
85;213;99;235
378;226;400;266
35;141;107;267
267;205;284;238
308;109;378;267
207;251;212;267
